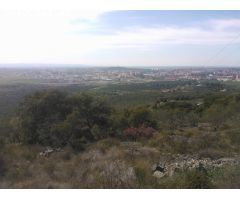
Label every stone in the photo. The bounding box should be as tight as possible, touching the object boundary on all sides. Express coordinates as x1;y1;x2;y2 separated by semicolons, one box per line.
39;147;61;157
152;162;165;172
153;171;165;178
152;155;240;179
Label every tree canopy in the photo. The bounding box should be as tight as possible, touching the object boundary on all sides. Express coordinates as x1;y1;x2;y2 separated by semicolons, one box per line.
15;90;113;150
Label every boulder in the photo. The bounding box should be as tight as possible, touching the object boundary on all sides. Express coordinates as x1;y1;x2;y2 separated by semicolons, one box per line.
153;171;165;178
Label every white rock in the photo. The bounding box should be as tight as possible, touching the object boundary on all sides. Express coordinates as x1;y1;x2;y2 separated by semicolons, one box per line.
153;171;165;178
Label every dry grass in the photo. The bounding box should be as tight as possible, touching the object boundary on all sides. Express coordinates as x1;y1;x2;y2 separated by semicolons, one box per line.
0;136;239;188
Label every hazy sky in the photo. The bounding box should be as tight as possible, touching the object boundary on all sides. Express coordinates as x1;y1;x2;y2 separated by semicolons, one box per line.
1;10;240;66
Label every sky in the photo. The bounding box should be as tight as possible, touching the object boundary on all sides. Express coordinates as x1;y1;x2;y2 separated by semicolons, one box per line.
1;10;240;66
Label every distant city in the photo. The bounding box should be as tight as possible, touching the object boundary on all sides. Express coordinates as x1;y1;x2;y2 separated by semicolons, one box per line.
1;66;240;85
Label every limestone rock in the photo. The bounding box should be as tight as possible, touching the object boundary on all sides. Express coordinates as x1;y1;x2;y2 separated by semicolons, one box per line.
153;171;165;178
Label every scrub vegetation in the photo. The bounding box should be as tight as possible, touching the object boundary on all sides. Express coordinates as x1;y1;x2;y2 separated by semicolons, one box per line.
0;79;240;188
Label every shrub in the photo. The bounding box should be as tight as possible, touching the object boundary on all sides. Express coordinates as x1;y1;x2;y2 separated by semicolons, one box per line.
15;90;113;151
0;155;6;177
61;152;72;161
44;162;56;178
126;106;157;128
211;165;240;189
123;126;157;141
96;160;136;189
94;138;120;153
134;161;150;188
184;163;213;189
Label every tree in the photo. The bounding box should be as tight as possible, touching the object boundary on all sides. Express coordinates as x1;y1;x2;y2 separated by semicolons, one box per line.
203;103;229;130
16;90;70;145
69;93;113;140
128;106;157;128
15;90;113;150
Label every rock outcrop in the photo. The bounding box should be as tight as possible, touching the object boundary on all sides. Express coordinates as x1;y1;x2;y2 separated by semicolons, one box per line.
39;147;62;157
153;155;240;178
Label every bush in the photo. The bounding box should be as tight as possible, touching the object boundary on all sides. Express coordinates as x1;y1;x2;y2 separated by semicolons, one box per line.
134;161;151;188
126;106;157;128
94;138;120;153
123;126;157;141
61;152;72;161
184;163;213;189
44;162;56;178
15;90;113;151
0;155;6;177
211;165;240;189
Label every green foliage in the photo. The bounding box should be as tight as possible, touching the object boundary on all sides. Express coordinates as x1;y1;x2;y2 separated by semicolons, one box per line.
70;93;113;139
123;106;157;128
133;160;157;188
211;165;240;188
15;90;113;151
1;79;240;188
16;90;70;144
0;154;6;177
183;163;213;189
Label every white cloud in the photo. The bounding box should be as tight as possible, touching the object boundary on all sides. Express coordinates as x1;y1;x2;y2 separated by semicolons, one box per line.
0;10;240;64
210;19;240;30
0;10;106;62
71;23;240;51
1;0;239;10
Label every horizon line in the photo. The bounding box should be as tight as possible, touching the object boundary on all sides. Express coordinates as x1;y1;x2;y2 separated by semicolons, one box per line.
1;63;240;68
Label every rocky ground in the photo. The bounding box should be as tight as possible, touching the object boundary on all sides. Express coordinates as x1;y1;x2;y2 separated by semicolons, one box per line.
152;154;240;178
